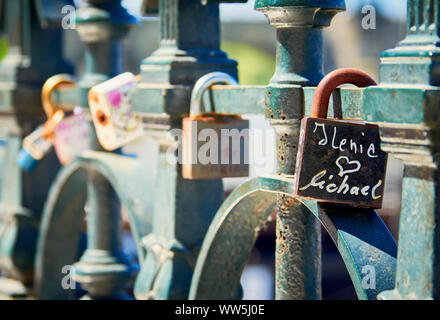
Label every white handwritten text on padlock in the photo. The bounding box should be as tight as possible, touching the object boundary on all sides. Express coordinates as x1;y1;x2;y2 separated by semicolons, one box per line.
312;122;379;158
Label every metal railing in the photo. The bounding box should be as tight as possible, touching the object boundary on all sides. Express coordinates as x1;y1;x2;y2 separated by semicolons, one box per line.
0;0;437;300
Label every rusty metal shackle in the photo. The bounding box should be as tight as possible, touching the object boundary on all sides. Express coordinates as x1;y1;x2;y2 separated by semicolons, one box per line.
311;68;377;119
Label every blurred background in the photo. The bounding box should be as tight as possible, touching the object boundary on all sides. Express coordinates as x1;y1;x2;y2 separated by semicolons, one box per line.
66;0;407;300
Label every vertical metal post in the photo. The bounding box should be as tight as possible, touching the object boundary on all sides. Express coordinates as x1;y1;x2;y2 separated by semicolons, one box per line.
71;0;138;299
74;170;136;299
75;0;136;112
0;0;73;296
256;0;345;299
140;0;237;84
133;0;239;299
375;0;440;300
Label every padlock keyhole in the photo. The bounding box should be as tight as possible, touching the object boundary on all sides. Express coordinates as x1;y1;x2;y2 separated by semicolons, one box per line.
96;110;109;126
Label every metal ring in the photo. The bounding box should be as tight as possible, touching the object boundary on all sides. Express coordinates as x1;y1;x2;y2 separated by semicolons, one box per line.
190;72;238;117
41;74;76;119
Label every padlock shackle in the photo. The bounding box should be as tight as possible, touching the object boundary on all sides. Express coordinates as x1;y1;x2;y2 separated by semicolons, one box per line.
311;68;377;119
42;109;65;138
41;74;76;119
190;72;238;117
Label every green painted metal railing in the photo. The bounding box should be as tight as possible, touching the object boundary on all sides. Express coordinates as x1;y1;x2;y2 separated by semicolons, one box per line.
0;0;437;300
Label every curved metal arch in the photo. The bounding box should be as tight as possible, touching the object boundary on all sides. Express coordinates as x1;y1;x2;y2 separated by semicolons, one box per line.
189;175;397;300
34;151;154;299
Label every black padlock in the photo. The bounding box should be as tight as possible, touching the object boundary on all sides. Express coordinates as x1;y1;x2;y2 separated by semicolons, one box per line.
294;68;387;209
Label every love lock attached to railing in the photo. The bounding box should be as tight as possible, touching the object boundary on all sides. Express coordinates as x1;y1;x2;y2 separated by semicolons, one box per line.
294;69;387;208
182;72;249;179
18;74;90;171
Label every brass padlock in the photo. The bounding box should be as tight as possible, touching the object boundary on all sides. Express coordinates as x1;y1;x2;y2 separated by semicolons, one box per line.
294;68;387;209
182;72;249;179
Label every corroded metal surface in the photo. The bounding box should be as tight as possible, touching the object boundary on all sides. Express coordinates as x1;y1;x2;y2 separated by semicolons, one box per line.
275;193;321;299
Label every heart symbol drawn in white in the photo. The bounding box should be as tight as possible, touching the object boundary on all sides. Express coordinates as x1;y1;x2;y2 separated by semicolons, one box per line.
335;156;361;177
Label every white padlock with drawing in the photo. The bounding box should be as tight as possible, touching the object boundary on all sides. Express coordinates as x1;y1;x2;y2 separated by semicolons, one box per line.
88;72;144;151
